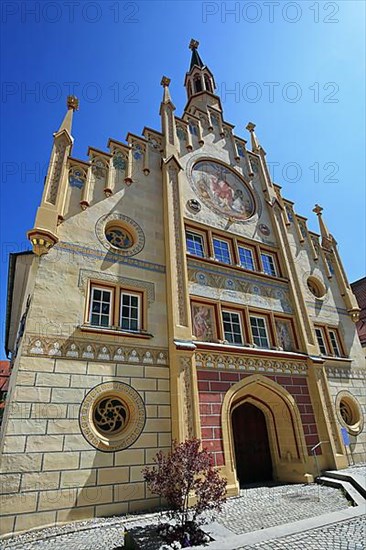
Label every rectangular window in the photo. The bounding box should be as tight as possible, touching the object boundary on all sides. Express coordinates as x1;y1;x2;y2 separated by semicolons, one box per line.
261;253;277;277
250;316;270;348
89;287;112;328
213;238;231;264
238;246;255;271
222;310;243;345
315;327;327;355
120;292;140;331
186;231;205;257
329;329;341;357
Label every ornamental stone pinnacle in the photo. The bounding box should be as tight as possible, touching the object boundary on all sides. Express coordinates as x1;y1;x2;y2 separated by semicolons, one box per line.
67;95;79;111
189;38;199;50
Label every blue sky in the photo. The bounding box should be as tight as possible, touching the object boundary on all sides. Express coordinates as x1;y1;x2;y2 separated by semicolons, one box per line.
0;0;365;358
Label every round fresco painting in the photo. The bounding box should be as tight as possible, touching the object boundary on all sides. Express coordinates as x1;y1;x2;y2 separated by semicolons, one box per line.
190;160;255;221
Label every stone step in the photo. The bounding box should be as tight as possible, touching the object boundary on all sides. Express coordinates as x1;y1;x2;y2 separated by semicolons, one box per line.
316;476;365;509
322;469;366;499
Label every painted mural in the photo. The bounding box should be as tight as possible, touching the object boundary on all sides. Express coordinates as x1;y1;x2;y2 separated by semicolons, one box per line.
191;303;216;342
190;160;255;221
275;319;296;352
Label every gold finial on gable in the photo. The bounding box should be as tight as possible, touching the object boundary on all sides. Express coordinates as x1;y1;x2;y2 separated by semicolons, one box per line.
313;204;323;216
67;95;79;111
161;76;171;87
189;38;199;50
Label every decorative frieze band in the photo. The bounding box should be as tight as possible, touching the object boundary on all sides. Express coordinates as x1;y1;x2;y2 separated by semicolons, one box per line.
24;334;168;365
195;351;307;375
326;366;365;380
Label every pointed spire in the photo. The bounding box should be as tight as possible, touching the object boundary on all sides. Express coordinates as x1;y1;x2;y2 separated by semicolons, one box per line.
160;76;174;106
246;122;262;153
57;95;79;135
189;39;204;70
313;204;333;249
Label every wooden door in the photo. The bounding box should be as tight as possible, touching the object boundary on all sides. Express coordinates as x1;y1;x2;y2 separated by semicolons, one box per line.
232;402;272;485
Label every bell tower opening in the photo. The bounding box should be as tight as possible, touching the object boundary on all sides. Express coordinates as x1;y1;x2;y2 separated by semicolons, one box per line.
232;402;273;485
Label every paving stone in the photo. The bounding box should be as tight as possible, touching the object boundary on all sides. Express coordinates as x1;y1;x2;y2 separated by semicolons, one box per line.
239;514;366;549
2;464;364;550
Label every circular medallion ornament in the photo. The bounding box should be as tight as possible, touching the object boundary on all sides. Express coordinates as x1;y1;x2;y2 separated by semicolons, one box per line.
96;213;145;257
79;381;146;452
190;159;256;221
187;199;201;214
259;223;271;236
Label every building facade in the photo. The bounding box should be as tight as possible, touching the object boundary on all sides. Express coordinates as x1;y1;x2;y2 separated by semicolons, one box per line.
1;41;365;537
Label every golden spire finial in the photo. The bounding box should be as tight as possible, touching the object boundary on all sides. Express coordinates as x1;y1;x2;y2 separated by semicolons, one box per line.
67;95;79;111
189;38;199;50
161;76;171;87
313;204;323;216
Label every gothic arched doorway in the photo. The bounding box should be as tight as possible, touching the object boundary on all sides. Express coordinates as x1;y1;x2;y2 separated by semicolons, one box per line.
232;402;273;485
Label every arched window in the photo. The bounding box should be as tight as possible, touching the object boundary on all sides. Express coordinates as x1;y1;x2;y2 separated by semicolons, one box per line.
194;75;202;93
204;75;212;93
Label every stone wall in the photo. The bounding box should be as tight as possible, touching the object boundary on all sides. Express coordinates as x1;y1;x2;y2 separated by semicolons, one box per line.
0;352;171;536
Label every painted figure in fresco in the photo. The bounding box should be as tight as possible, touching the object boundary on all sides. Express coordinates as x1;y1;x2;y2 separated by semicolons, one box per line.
192;161;255;220
276;321;293;351
192;306;212;341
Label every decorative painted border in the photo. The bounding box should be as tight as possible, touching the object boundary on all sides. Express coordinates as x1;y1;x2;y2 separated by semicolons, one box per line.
25;334;168;365
78;269;155;305
95;213;145;257
326;366;365;380
187;260;293;313
54;242;166;274
79;381;146;452
195;351;307;375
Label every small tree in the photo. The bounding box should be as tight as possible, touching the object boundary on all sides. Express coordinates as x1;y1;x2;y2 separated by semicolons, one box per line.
142;438;227;547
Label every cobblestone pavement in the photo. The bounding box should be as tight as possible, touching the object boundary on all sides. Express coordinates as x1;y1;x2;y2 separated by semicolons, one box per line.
208;483;350;535
240;514;366;549
1;483;351;550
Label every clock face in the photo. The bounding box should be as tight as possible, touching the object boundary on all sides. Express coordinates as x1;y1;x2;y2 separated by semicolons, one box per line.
190;160;255;221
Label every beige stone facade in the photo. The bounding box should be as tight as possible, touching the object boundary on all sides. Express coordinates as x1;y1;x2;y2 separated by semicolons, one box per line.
1;41;365;537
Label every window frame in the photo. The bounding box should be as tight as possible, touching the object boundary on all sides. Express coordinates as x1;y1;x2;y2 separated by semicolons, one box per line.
221;309;244;346
260;251;278;277
249;314;270;349
327;328;343;357
185;229;206;258
237;244;256;271
119;290;142;332
314;326;328;355
212;236;232;265
89;285;114;329
86;281;146;335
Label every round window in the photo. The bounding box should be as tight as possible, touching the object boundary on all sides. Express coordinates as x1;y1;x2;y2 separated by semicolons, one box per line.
93;395;129;436
307;276;326;299
105;225;134;250
336;391;363;436
80;381;146;452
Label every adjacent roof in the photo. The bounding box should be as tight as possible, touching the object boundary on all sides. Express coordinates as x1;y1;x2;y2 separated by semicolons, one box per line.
0;360;11;397
351;277;366;346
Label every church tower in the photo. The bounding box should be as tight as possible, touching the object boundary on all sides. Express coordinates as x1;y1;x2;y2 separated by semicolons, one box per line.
1;41;364;537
